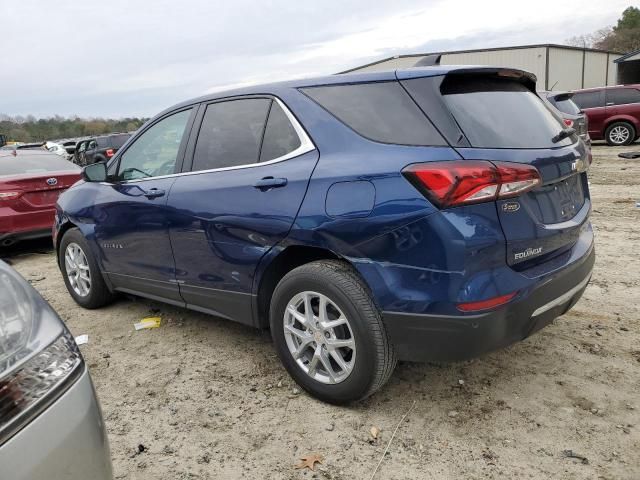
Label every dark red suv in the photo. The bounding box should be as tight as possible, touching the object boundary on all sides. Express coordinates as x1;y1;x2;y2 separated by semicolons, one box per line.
572;84;640;146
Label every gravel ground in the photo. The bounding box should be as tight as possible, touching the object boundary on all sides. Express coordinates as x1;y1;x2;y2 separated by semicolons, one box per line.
3;144;639;479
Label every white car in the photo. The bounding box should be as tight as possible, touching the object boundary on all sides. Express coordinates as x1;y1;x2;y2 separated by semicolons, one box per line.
45;141;69;158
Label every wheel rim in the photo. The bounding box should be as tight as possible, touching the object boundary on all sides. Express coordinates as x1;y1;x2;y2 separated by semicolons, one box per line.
610;126;630;144
65;243;91;297
283;291;356;384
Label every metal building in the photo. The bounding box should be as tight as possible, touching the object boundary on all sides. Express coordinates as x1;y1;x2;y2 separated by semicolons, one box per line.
341;44;629;91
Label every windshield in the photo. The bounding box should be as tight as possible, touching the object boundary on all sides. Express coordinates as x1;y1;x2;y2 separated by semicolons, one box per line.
441;77;573;149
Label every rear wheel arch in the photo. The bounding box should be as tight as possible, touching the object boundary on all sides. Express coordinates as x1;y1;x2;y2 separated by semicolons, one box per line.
255;245;357;328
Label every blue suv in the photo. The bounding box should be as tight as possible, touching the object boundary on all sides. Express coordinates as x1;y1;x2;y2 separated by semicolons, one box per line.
54;66;594;403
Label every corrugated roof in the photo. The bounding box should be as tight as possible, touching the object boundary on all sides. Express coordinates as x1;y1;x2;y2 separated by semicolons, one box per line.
339;43;624;74
614;49;640;63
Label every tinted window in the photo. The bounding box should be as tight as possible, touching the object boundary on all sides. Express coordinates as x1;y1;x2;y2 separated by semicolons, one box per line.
301;82;445;146
96;137;109;148
260;101;301;162
193;98;270;171
606;88;640;106
572;91;603;109
111;134;130;148
438;77;571;149
0;153;80;176
549;96;581;115
116;109;191;181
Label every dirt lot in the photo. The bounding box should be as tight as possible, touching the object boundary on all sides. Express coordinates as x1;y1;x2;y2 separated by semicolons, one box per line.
3;145;639;479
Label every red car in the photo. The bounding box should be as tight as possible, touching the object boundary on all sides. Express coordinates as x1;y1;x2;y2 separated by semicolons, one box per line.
572;84;640;146
0;150;81;247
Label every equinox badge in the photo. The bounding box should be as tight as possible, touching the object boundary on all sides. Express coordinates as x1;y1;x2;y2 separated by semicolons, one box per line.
514;247;542;260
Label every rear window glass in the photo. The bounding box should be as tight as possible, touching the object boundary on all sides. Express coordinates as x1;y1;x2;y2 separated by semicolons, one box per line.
301;82;445;146
0;154;80;176
439;77;571;149
572;91;603;109
110;134;131;148
549;96;581;115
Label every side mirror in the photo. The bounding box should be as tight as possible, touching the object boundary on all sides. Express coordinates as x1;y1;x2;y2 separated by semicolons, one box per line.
82;162;107;182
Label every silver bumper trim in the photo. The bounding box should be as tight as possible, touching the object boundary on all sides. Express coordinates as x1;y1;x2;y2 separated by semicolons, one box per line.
531;271;592;317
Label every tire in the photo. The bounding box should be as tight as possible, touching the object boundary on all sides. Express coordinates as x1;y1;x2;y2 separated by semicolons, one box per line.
605;121;635;146
269;260;396;404
59;228;115;309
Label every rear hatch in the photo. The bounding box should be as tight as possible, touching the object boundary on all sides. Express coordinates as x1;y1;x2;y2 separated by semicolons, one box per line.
400;69;591;270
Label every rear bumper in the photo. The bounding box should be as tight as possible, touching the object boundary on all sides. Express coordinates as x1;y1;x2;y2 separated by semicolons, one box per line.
0;228;51;244
382;244;595;362
0;207;55;244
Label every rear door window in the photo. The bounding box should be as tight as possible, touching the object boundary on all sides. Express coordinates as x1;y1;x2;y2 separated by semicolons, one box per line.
606;88;640;106
301;82;445;146
572;91;604;109
424;77;570;149
192;98;271;171
259;101;301;162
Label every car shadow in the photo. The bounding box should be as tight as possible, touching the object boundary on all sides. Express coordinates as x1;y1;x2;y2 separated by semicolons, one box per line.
0;237;54;263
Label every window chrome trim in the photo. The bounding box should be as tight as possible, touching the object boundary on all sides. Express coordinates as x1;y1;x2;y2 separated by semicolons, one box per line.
117;97;315;184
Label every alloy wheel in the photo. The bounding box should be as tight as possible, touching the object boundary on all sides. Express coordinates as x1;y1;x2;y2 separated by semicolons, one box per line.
65;242;91;297
283;291;356;384
610;125;630;144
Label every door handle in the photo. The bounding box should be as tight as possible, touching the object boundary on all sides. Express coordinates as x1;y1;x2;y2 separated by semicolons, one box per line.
253;177;288;191
143;188;165;199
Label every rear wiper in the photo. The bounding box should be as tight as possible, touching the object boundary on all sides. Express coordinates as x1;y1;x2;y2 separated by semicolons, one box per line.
551;127;576;143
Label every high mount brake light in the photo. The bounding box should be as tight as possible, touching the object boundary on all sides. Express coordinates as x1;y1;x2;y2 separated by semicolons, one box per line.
402;160;541;208
106;149;114;158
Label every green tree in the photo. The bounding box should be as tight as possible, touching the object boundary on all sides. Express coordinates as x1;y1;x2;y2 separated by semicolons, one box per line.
565;7;640;52
0;116;148;143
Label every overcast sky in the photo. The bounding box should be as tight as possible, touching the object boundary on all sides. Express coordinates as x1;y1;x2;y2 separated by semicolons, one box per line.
0;0;630;118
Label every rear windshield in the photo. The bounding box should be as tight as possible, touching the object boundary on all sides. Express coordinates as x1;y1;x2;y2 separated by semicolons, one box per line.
549;96;581;115
439;77;572;149
0;154;80;176
110;134;130;148
301;82;446;146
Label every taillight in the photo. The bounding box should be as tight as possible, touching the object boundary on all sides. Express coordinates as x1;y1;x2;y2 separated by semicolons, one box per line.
0;191;22;201
402;161;541;208
106;149;114;158
563;119;574;128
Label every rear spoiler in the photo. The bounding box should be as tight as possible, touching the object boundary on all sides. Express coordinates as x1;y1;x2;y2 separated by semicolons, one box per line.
397;66;538;92
548;91;574;101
